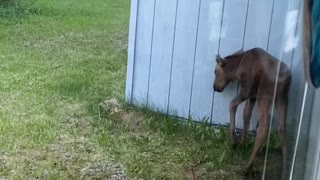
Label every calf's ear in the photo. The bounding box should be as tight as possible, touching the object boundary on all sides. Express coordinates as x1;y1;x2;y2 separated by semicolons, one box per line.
216;54;223;65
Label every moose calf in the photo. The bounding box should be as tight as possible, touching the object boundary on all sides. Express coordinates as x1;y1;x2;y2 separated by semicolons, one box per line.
213;47;291;179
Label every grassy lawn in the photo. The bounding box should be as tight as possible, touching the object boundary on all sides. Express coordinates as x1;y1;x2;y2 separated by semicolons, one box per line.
0;0;283;179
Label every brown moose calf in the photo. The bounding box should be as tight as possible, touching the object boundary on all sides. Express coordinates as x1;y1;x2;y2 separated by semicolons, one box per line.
213;47;291;179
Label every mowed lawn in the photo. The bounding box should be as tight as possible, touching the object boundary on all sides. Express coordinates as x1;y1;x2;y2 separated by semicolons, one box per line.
0;0;130;179
0;0;283;179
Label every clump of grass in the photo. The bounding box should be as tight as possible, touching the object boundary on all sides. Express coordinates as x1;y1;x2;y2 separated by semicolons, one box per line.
0;0;36;18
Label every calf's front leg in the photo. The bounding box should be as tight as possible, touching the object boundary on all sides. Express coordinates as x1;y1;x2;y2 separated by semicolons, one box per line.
229;96;246;147
241;98;256;144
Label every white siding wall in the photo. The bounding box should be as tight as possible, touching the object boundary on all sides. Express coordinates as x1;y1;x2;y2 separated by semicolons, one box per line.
126;0;304;131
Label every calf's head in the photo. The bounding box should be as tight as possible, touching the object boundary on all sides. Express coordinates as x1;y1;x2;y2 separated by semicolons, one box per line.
213;54;232;92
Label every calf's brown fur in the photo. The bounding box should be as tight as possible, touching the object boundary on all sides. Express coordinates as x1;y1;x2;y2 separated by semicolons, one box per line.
213;48;291;179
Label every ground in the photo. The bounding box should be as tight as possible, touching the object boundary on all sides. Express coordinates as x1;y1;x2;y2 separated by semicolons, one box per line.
0;0;283;179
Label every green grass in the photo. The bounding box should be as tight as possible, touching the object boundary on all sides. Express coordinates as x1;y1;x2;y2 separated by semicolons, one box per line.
0;0;282;179
0;0;129;178
94;104;283;179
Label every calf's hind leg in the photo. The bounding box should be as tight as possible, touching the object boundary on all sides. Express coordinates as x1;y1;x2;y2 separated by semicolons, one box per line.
245;98;272;171
277;96;288;180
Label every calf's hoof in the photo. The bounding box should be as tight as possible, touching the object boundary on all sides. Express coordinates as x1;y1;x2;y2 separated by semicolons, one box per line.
281;170;287;180
244;163;253;174
239;164;252;176
228;132;238;148
228;138;237;149
240;138;246;145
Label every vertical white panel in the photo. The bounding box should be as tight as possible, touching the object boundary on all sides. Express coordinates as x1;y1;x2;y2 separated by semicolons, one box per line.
212;0;249;125
168;0;201;118
304;90;320;180
268;0;289;60
131;0;155;105
286;0;303;124
243;0;274;50
190;0;224;122
125;0;139;102
291;85;315;180
281;0;302;66
288;2;316;178
236;0;274;130
148;0;178;113
218;0;249;56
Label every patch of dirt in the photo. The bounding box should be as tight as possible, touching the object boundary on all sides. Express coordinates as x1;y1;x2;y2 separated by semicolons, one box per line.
21;32;97;48
0;100;128;179
20;30;128;55
111;29;128;53
117;111;145;131
46;132;127;179
99;98;145;131
61;103;92;134
99;98;122;115
81;162;125;180
0;134;127;179
190;150;282;180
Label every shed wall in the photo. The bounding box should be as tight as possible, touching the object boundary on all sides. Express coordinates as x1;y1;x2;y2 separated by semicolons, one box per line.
126;0;305;130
